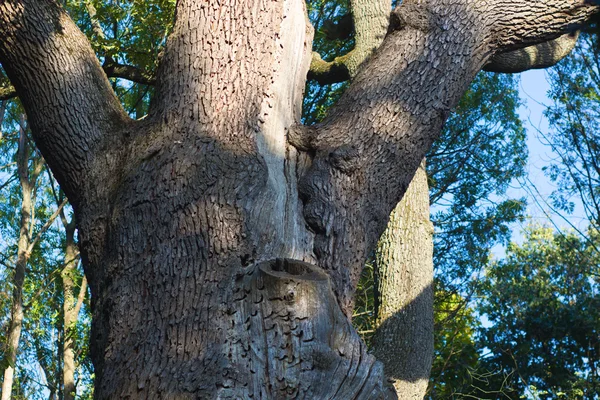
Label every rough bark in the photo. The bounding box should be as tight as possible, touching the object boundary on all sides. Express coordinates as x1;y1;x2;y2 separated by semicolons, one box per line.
0;0;598;398
372;161;434;398
308;1;436;396
484;32;580;73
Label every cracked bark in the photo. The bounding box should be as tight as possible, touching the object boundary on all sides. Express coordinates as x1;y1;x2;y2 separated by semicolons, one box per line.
0;0;597;397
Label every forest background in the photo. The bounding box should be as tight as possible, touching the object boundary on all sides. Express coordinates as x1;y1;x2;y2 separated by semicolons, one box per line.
0;0;598;398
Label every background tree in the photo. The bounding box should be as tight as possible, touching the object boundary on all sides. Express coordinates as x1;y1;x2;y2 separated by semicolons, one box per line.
475;225;600;399
0;101;93;399
545;30;600;227
0;110;62;399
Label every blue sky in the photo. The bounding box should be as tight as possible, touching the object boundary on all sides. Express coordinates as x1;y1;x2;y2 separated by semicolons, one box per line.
493;68;590;253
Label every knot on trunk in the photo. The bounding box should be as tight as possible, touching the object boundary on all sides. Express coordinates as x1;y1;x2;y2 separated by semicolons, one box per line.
389;4;441;33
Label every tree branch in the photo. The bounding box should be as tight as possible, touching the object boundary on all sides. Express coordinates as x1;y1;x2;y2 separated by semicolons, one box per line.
73;276;87;320
0;61;156;101
0;85;16;101
27;198;68;255
102;60;156;86
0;0;131;202
308;0;390;85
294;0;600;312
489;0;598;50
484;32;580;73
308;52;352;84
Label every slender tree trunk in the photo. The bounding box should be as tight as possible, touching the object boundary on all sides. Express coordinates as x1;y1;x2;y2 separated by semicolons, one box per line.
372;161;434;398
1;117;58;399
60;212;85;400
1;117;34;400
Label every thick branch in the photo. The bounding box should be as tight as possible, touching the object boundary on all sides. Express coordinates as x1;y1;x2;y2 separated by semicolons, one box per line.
308;0;390;84
294;0;600;311
0;0;130;202
489;0;598;50
0;62;156;101
484;32;580;73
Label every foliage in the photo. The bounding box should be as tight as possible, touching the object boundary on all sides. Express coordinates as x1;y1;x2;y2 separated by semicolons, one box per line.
430;71;527;295
426;292;480;399
544;32;600;226
0;101;91;397
475;226;600;399
352;260;377;344
64;0;176;118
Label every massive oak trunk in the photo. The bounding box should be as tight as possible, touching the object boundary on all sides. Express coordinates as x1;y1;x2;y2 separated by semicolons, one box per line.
0;0;597;398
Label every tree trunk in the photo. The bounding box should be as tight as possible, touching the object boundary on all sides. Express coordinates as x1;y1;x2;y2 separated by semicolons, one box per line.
1;117;38;400
60;211;85;400
372;160;434;398
1;0;596;398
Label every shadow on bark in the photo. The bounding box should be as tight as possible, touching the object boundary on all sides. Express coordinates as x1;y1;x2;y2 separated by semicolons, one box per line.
371;283;434;392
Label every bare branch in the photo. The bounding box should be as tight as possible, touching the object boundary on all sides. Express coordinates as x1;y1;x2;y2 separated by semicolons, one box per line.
102;60;156;86
27;197;68;254
73;276;87;318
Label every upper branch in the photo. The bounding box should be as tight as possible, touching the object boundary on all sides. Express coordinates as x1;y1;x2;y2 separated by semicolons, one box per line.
484;32;580;73
488;0;598;50
0;0;130;203
308;0;390;85
292;0;599;311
